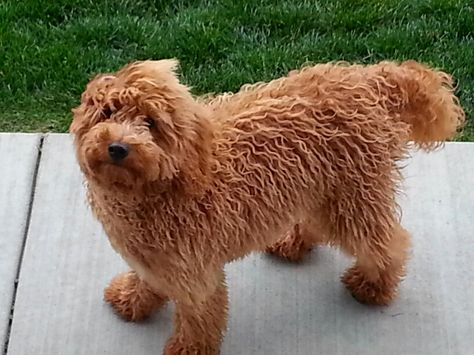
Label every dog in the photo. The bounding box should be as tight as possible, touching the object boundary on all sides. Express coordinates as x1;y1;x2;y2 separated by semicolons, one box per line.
70;59;464;354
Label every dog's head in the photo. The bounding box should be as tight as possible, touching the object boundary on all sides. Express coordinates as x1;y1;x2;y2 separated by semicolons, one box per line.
70;60;212;194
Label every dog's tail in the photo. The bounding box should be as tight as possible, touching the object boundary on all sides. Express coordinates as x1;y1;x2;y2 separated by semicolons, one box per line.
379;60;465;150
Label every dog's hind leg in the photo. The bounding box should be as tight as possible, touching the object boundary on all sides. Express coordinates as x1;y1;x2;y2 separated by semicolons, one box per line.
339;218;412;306
104;271;168;321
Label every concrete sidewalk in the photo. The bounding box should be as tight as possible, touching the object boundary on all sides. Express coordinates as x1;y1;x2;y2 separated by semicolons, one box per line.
1;133;473;355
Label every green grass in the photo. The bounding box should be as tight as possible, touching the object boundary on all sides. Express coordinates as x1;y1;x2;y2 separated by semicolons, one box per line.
0;0;473;139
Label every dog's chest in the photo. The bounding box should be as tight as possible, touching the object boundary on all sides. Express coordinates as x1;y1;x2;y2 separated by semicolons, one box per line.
88;191;159;256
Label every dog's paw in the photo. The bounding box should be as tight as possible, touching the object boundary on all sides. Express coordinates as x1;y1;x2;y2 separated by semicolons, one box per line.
266;230;312;262
164;337;219;355
104;272;166;322
341;266;397;306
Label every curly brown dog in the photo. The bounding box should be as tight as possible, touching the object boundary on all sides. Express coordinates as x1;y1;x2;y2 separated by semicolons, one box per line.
70;59;464;354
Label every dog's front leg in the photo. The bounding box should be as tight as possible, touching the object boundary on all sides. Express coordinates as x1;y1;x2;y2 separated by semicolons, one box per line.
164;268;228;355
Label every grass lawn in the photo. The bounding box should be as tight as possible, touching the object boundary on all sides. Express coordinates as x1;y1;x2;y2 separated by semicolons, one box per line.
0;0;473;139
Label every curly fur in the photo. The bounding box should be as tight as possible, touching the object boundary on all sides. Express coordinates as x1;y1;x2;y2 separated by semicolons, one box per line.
71;59;464;354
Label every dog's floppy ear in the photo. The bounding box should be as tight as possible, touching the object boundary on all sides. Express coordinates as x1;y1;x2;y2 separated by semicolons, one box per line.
70;105;95;136
69;108;80;134
70;104;88;135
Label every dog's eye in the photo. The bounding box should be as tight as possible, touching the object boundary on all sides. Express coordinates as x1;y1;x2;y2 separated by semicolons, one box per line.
102;107;113;118
145;117;155;129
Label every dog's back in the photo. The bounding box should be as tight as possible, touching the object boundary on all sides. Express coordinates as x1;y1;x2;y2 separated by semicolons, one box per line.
209;61;464;151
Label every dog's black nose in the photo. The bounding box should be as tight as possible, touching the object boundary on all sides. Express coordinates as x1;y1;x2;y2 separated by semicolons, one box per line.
108;142;129;162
